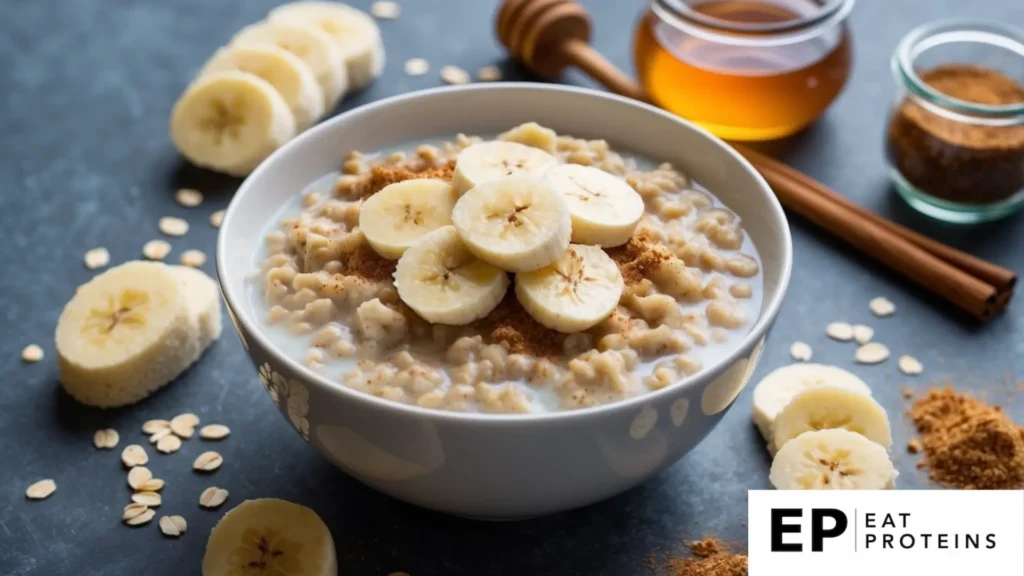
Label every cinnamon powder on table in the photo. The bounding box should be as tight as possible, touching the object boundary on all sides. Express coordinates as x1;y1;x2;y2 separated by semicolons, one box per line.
908;386;1024;489
668;538;748;576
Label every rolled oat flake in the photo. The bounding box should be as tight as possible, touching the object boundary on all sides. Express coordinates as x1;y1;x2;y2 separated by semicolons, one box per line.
855;342;890;364
26;479;56;500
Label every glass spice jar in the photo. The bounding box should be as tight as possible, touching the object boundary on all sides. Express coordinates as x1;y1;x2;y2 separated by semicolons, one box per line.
633;0;854;141
885;20;1024;224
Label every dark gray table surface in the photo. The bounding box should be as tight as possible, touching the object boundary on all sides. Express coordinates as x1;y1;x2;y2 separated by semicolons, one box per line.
2;0;1022;574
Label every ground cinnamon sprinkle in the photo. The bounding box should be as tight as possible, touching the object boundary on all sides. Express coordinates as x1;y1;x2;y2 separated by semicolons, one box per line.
607;231;671;286
668;539;748;576
908;386;1024;489
337;241;396;283
364;159;457;197
480;292;565;357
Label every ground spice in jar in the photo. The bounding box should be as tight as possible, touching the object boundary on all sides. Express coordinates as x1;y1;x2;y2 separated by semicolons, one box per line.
886;64;1024;204
908;386;1024;489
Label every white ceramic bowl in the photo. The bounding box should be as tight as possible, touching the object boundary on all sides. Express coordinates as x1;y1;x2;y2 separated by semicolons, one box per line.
217;84;791;519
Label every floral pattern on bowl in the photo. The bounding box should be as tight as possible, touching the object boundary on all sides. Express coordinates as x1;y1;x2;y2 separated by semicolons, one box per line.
258;362;310;441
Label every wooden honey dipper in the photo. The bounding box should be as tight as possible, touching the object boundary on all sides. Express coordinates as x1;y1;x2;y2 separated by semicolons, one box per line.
494;0;1016;320
495;0;646;101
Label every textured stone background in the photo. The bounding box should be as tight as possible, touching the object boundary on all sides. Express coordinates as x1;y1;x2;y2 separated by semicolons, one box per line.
1;0;1021;574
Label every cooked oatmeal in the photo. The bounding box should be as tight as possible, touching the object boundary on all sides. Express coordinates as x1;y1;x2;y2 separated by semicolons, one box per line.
250;123;763;414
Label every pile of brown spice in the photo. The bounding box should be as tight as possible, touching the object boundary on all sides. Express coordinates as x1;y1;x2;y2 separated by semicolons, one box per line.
607;230;671;287
669;538;748;576
364;159;457;197
479;292;565;357
908;386;1024;489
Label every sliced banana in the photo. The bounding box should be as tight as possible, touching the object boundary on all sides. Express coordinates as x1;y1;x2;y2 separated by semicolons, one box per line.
516;245;624;333
772;387;892;455
269;1;384;91
394;226;509;325
232;20;348;109
202;498;336;576
170;71;296;177
55;261;196;408
170;265;223;357
451;141;558;196
751;363;872;443
770;429;897;490
545;164;645;247
451;176;571;272
359;179;457;259
200;43;325;131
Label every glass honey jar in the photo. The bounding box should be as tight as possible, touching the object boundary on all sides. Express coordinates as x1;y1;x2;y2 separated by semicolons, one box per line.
633;0;855;141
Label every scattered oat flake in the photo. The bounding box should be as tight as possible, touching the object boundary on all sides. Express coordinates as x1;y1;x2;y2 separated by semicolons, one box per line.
93;428;120;449
170;413;199;438
175;188;204;207
209;210;225;228
199;486;229;508
84;247;110;269
149;427;173;444
370;0;400;18
907;438;922;454
477;65;502;82
855;342;890;364
126;508;156;526
121;444;148;467
193;451;223;472
825;322;854;341
440;65;470;85
142;239;171;260
169;515;187;532
179;249;207;268
789;341;812;362
869;296;895;317
123;502;149;521
142;419;170;434
128;466;152;490
26;479;56;500
404;57;429;76
852;324;874;344
138;478;165;492
21;344;44;363
131;491;162;507
156;434;182;454
199;424;230;440
159;217;189;237
159;515;184;537
898;355;923;375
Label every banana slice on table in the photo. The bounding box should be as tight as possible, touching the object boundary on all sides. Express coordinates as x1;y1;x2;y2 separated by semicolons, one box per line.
516;244;624;333
751;363;872;443
770;429;897;490
771;387;892;455
202;498;336;576
232;20;348;110
359;179;457;259
170;71;296;177
200;43;325;131
394;226;509;325
170;265;223;356
269;1;384;90
451;141;558;196
451;176;571;272
545;164;645;247
55;261;196;408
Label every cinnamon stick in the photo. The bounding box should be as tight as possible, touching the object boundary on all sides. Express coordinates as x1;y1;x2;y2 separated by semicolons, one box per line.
745;154;1004;320
734;144;1017;293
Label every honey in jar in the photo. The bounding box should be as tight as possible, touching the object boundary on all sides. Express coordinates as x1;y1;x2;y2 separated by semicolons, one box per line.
634;0;855;141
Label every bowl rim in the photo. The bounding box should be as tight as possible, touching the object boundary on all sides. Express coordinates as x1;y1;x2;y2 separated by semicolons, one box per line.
216;82;793;425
